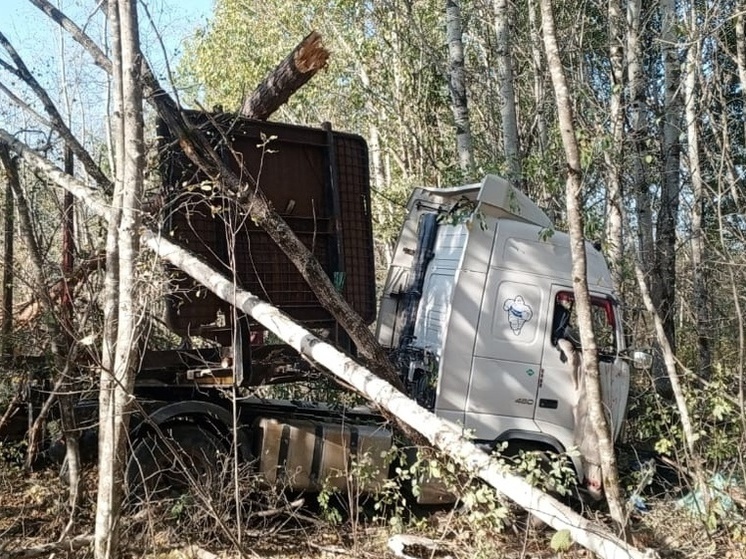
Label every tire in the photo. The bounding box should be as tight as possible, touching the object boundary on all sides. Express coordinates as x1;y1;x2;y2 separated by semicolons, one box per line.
126;423;225;502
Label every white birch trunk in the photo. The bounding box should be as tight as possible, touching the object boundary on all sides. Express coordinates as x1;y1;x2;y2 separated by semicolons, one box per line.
539;0;628;534
1;128;656;559
735;8;746;207
445;0;475;174
626;0;653;275
656;0;681;347
604;0;625;294
94;1;144;557
684;15;710;379
633;261;707;493
493;0;521;184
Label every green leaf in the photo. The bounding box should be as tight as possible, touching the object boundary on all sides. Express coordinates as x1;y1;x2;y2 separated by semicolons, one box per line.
550;529;573;552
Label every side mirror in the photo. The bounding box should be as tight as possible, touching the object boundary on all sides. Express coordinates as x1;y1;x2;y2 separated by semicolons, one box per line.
621;348;653;370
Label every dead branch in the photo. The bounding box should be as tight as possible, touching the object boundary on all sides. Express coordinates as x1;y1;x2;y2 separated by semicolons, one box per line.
249;497;304;519
0;33;111;189
0;535;93;559
0;385;23;434
240;30;330;120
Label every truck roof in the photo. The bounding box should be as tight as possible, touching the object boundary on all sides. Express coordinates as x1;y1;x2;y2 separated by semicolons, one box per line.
413;175;553;229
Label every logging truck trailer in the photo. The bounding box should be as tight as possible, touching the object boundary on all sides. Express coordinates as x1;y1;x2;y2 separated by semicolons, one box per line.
73;114;646;500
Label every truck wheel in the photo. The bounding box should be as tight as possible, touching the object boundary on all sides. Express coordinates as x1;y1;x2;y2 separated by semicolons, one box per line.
126;423;225;502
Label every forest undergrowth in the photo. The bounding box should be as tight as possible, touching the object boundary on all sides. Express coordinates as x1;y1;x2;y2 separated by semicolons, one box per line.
1;441;745;559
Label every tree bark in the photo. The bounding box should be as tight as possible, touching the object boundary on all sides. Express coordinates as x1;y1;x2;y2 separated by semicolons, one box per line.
445;0;475;174
95;1;145;558
240;31;329;120
493;0;521;184
604;0;625;294
684;16;711;380
735;5;746;207
626;0;653;279
655;0;681;350
539;0;629;535
0;144;15;355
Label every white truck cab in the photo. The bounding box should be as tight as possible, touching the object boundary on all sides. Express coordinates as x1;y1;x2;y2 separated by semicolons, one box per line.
377;175;630;488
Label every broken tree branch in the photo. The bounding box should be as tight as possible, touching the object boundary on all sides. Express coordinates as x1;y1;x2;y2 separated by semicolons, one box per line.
240;30;330;120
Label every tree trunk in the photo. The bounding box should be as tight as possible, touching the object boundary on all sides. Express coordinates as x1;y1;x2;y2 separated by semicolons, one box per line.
633;260;708;495
684;19;711;380
736;5;746;207
445;0;475;174
604;0;625;294
240;31;329;120
626;0;653;278
95;1;145;558
539;0;628;535
655;0;681;350
59;146;81;520
0;144;15;355
0;145;80;484
494;0;521;185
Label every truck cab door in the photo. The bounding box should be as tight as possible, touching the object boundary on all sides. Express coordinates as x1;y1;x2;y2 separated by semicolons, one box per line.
457;270;547;439
535;287;629;440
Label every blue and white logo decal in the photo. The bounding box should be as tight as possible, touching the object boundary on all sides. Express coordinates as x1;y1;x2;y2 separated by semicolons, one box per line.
503;296;534;335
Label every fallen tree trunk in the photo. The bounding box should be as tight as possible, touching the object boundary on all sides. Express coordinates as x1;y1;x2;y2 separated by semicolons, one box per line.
240;30;329;120
143;230;654;559
0;131;655;559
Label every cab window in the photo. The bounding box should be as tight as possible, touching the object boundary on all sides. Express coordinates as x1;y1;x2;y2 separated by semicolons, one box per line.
550;292;617;358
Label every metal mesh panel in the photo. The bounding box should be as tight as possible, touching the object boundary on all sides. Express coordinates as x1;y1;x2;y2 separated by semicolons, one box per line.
158;114;376;338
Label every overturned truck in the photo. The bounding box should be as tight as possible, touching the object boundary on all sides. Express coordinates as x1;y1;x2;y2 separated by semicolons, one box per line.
85;113;641;500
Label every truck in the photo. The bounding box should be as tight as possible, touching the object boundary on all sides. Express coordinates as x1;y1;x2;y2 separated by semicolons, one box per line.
65;113;645;501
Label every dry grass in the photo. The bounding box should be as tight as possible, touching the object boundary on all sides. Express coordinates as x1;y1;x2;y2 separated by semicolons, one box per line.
1;459;745;559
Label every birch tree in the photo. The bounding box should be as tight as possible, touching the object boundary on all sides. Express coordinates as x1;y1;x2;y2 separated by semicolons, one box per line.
684;10;711;379
604;0;625;293
446;0;475;175
626;0;653;280
539;0;628;534
493;0;521;184
95;0;145;557
656;0;682;350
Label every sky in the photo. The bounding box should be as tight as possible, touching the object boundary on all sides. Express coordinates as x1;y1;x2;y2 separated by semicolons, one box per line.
3;0;215;75
1;0;216;145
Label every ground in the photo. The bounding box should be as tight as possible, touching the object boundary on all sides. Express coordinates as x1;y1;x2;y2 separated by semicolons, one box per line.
0;460;744;559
